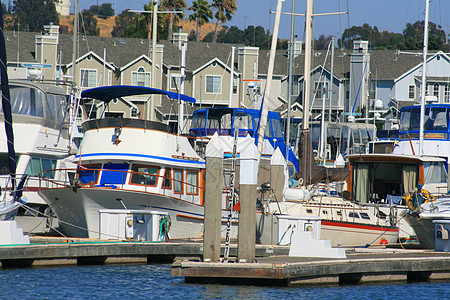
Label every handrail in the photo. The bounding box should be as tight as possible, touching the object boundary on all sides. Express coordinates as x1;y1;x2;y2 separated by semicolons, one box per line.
38;167;204;194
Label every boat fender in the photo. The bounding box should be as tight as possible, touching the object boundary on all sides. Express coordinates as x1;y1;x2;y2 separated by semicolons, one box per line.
159;215;171;242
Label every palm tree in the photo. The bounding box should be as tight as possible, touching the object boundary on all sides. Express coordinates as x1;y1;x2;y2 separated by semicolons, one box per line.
211;0;237;43
160;0;187;41
189;0;213;42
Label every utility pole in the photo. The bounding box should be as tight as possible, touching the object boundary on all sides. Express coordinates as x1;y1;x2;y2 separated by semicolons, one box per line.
129;5;183;121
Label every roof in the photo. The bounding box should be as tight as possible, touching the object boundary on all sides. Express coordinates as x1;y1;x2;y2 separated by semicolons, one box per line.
2;29;442;81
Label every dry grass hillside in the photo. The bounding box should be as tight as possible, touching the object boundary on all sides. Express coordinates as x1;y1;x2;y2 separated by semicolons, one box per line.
59;16;218;39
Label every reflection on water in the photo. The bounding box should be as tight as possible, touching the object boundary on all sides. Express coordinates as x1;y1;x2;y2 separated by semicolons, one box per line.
0;264;449;299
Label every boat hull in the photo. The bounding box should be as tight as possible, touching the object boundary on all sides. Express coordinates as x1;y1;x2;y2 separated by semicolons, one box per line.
39;187;211;239
321;220;398;246
404;213;436;249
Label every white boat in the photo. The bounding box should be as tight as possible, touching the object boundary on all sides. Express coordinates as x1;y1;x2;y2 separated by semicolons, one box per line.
0;79;78;234
38;86;212;239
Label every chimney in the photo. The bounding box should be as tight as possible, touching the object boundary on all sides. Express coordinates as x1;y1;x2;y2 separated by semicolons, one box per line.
35;23;60;80
172;26;188;50
288;35;302;58
349;40;371;119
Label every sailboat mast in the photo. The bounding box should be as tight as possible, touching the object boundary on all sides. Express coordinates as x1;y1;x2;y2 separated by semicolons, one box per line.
419;0;431;156
302;0;313;130
256;0;283;155
286;0;295;160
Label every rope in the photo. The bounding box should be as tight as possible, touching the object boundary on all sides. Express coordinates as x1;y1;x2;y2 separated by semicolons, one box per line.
363;211;406;248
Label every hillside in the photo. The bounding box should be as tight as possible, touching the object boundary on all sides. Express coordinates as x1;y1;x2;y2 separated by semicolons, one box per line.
59;16;218;40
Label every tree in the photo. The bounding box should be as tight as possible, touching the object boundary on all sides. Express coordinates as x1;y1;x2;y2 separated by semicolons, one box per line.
89;3;114;19
12;0;59;32
211;0;237;43
160;0;186;41
189;0;212;42
111;10;141;37
403;21;447;51
314;34;333;50
111;7;168;39
78;9;100;36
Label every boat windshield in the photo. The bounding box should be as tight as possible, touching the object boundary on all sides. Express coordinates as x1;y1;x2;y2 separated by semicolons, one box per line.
423;161;447;184
400;106;449;133
0;85;67;129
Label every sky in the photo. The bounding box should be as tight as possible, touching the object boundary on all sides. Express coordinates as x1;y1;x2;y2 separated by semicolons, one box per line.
70;0;448;40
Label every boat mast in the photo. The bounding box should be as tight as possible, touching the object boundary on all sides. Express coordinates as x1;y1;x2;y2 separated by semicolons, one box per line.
286;0;295;161
419;0;430;157
302;0;313;131
256;0;283;155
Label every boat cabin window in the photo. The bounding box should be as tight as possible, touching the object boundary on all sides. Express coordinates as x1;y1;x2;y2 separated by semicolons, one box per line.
130;165;160;186
360;212;370;220
271;118;283;138
0;154;11;175
306;209;313;214
174;169;183;194
234;111;254;136
336;211;342;216
162;168;172;189
400;106;450;139
186;170;198;195
424;161;447;184
7;86;44;118
353;161;418;204
349;212;359;218
99;163;129;186
77;164;101;184
25;157;57;178
191;111;207;129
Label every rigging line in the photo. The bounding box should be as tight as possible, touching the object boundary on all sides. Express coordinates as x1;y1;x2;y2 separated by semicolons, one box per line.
346;0;350;50
212;50;232;108
338;0;342;48
79;11;90;52
309;42;332;115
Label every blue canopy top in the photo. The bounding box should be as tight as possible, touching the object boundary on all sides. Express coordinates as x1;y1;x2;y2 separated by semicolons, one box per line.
80;85;196;103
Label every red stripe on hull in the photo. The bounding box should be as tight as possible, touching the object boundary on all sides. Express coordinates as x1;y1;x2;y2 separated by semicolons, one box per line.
321;220;399;232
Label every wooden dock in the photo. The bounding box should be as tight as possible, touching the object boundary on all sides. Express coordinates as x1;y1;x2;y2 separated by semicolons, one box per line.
0;237;289;268
172;248;450;286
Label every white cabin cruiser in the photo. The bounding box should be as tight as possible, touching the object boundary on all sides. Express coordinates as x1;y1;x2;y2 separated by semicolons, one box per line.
38;86;210;239
1;79;78;234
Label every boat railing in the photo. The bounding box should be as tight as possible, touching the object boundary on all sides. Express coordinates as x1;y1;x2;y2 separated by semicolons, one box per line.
38;168;204;203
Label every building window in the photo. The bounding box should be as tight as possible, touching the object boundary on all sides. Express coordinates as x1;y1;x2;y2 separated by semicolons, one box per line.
131;107;138;118
170;76;181;90
206;75;222;94
292;78;300;96
314;81;328;99
233;75;238;95
434;83;439;98
408;85;415;99
80;69;97;87
132;67;151;87
445;84;450;103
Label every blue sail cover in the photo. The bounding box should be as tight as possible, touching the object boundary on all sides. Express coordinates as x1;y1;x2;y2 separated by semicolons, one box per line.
81;85;196;104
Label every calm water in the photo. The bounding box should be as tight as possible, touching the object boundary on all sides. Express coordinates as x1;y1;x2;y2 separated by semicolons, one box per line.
0;264;449;299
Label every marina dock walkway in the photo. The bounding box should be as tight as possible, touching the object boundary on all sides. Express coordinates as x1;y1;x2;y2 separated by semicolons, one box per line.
172;247;450;286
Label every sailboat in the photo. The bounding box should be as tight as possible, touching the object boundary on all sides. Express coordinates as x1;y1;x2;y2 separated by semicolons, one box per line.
260;0;403;246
